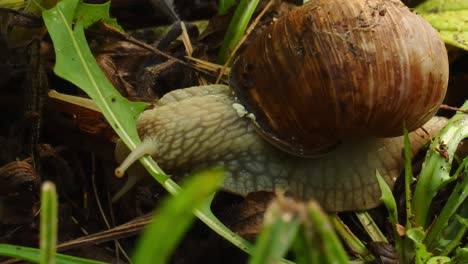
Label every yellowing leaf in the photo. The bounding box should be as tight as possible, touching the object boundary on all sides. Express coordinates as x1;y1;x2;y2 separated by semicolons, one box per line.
415;0;468;51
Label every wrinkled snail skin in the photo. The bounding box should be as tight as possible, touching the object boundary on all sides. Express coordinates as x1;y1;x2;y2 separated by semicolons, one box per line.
115;85;448;212
230;0;448;156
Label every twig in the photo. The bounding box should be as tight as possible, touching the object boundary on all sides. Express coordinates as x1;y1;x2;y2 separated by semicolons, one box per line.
440;104;468;114
96;22;223;83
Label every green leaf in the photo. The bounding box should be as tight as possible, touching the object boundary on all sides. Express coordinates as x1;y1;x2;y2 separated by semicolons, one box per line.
453;247;468;264
376;171;407;262
75;1;122;30
439;215;468;256
412;101;468;228
304;202;349;264
415;0;468;51
40;182;58;264
407;228;432;264
42;0;149;152
248;199;300;264
132;168;224;264
427;256;451;264
0;244;106;264
424;158;468;252
376;171;398;225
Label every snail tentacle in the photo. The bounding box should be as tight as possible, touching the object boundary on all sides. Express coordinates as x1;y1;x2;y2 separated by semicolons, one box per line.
115;139;157;177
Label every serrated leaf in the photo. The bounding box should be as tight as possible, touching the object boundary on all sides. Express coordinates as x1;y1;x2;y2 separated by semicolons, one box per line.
42;0;256;257
42;0;148;153
416;0;468;51
407;228;432;264
75;1;122;30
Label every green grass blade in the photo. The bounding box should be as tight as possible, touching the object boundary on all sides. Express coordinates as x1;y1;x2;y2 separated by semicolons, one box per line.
305;202;349;264
42;0;255;256
376;171;407;261
413;101;468;228
355;212;387;243
217;0;260;63
40;182;58;264
0;244;106;264
330;215;374;262
425;158;468;251
248;200;300;264
132;168;224;264
376;171;398;225
193;203;255;253
439;216;468;256
293;225;318;264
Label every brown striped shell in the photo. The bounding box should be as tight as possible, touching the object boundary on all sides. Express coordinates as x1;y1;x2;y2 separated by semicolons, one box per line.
230;0;449;156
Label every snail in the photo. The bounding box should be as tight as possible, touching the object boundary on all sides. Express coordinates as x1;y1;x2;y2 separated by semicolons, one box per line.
115;0;449;212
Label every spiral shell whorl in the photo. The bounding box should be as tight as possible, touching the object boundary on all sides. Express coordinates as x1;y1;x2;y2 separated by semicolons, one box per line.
231;0;448;156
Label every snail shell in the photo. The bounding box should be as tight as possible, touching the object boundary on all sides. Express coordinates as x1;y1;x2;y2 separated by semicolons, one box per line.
230;0;449;156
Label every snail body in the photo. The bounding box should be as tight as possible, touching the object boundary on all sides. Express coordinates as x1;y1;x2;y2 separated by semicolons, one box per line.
115;0;449;211
115;85;447;211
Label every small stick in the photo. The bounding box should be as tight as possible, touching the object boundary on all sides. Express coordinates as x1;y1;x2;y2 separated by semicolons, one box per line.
96;22;220;82
440;104;468;114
